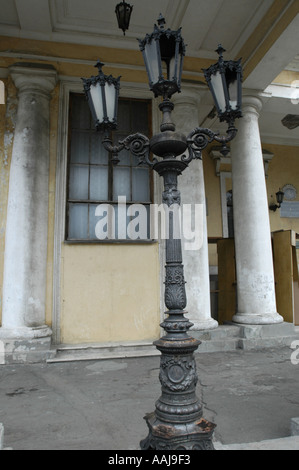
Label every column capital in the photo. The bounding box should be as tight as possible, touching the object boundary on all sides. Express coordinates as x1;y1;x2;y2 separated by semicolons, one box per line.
9;63;57;97
242;94;263;115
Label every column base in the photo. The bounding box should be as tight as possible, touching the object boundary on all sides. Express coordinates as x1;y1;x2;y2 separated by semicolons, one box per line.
232;312;284;325
191;318;218;331
140;412;216;450
0;326;54;364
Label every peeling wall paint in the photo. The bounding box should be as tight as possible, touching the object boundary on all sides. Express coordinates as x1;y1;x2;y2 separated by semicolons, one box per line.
0;78;17;325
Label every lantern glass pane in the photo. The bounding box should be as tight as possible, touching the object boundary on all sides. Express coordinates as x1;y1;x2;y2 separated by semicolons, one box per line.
144;40;160;85
228;78;238;110
169;56;177;81
105;83;116;122
178;53;184;87
124;6;132;25
210;71;226;113
161;61;167;80
116;3;125;20
276;191;284;205
90;83;104;124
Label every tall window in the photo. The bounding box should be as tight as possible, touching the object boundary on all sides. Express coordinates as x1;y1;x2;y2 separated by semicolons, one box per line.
66;94;152;241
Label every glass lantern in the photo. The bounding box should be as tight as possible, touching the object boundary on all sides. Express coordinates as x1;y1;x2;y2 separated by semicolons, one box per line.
138;14;186;99
115;1;133;36
82;61;121;131
203;45;243;124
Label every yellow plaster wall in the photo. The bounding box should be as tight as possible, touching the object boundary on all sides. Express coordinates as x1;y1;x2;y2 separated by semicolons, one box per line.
266;143;299;234
60;243;161;344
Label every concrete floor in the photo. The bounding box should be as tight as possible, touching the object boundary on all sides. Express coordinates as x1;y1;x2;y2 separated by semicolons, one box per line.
0;346;299;450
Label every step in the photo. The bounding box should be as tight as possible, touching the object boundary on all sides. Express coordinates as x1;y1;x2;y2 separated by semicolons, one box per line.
47;341;160;363
192;324;241;341
192;325;242;353
196;338;241;353
214;436;299;451
238;334;299;350
47;323;299;362
236;322;299;350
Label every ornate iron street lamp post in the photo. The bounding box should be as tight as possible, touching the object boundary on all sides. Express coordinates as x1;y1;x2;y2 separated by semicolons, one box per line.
83;15;242;450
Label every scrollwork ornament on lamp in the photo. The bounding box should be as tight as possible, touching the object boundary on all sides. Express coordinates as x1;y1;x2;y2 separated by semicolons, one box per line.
83;15;243;451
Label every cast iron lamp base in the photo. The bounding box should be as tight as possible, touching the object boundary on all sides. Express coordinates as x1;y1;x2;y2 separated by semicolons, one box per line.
140;335;216;450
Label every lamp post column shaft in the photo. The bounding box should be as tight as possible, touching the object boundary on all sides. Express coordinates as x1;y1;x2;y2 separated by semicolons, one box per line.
140;154;215;450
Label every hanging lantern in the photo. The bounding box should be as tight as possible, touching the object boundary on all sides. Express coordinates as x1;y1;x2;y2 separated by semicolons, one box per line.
82;61;121;131
138;14;186;99
115;1;133;36
276;189;285;206
203;45;243;124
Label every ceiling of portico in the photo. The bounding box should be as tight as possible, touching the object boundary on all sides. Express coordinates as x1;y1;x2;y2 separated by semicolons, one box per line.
0;0;299;145
0;0;275;57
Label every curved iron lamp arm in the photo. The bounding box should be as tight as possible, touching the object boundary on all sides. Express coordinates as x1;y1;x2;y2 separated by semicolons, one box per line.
102;132;155;167
183;123;238;163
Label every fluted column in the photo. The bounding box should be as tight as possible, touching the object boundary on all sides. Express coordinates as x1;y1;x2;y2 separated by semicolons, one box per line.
172;87;218;330
0;64;57;355
230;94;283;325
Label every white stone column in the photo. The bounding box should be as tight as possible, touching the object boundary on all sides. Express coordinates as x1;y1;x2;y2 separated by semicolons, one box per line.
172;87;218;330
0;64;57;353
230;94;283;325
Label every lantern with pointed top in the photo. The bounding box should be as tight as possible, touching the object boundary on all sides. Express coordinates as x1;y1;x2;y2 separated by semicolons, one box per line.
82;61;121;131
115;1;133;36
138;14;186;99
203;45;243;124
